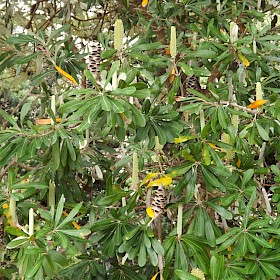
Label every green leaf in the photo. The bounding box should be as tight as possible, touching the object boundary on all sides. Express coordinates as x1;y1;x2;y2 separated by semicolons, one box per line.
210;255;224;280
7;34;39;44
12;182;48;190
66;138;76;161
175;270;201;280
206;201;233;220
0;109;18;127
242;189;257;228
6;236;29;249
84;69;100;89
125;227;140;241
110;86;136;96
26;256;43;278
248;233;272;248
201;165;226;191
203;144;211;165
52;138;60;171
147;247;158;266
241;169;254;188
101;95;112;111
256;122;269;141
57;202;82;229
12;53;39;65
20;102;32;124
178;62;194;76
129;104;146;127
17;137;28;158
151;238;164;256
55;195;65;228
47;24;71;44
184;49;217;59
217;107;228;129
31;70;54;85
138;243;147;267
57;229;91;238
205;220;216;247
259;262;279;279
110;99;125;113
59;99;88;114
105;60;120;88
129;42;162;51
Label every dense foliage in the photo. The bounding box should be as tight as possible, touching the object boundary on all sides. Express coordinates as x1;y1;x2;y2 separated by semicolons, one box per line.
1;0;280;279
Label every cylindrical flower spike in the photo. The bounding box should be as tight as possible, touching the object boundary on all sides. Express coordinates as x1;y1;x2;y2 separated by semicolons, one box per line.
48;180;55;207
29;208;34;236
256;82;263;100
9;197;17;227
230;22;238;44
131;152;139;190
170;26;177;59
114;19;124;51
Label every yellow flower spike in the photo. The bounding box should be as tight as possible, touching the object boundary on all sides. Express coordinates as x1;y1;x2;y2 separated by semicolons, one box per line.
230;21;238;44
146;206;155;218
114;19;124;51
142;0;148;7
147;176;172;188
256;82;263;100
170;26;177;58
247;99;268;109
55;65;78;85
238;53;250;67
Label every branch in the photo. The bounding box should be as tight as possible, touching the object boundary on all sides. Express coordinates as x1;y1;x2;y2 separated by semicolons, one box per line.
220;101;259;114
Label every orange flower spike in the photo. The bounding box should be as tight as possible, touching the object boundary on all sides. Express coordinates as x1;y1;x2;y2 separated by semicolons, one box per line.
55;65;78;85
165;48;170;55
247;99;268;109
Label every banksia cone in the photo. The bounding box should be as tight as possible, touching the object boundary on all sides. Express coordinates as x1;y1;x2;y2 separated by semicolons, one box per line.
86;41;102;88
146;184;165;219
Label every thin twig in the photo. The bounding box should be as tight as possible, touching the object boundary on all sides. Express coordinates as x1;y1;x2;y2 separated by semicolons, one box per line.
0;158;17;180
220;101;259;114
